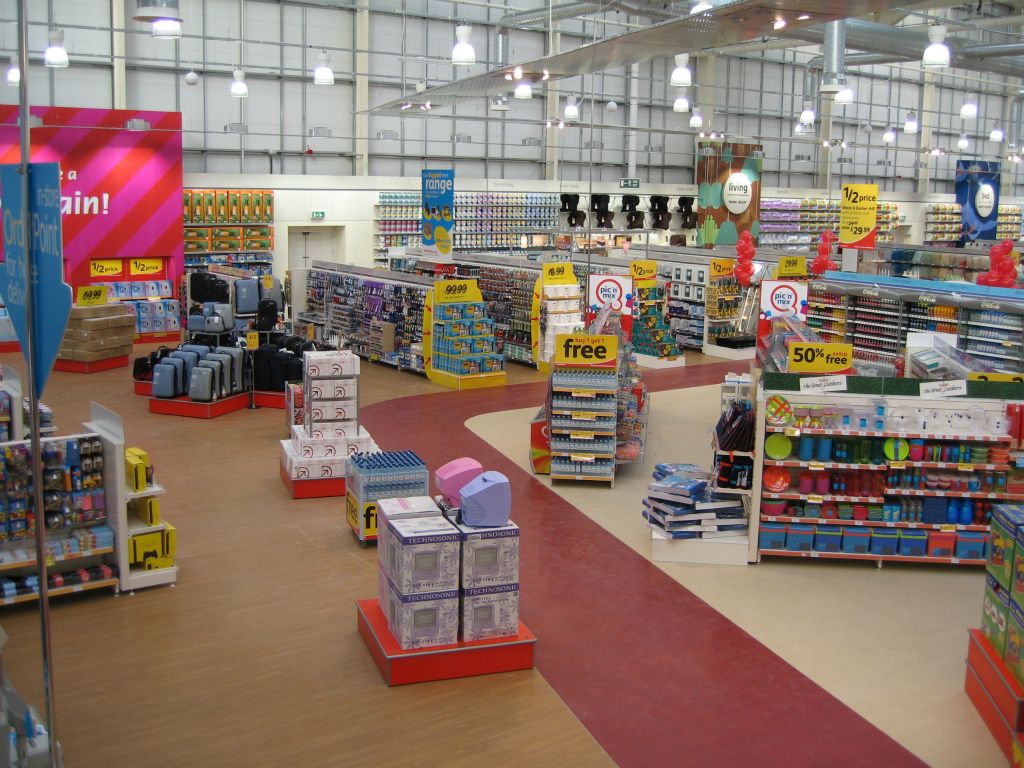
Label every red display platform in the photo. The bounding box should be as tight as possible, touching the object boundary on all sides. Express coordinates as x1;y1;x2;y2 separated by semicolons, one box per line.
966;661;1015;761
967;628;1024;731
254;391;286;409
0;341;19;353
135;331;180;345
134;380;152;396
54;355;129;374
278;462;346;499
356;598;535;686
149;392;248;419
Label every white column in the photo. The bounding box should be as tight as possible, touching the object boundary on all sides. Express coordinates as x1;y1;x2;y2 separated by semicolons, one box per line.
111;0;127;109
354;8;369;176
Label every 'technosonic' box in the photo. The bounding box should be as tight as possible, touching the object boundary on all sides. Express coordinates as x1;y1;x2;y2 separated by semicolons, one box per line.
377;496;441;562
456;520;519;590
991;504;1024;591
308;378;357;401
983;572;1011;657
378;568;458;650
383;516;460;595
461;583;519;642
303;350;360;377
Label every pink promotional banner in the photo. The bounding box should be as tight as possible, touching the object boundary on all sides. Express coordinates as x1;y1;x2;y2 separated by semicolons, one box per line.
0;106;183;290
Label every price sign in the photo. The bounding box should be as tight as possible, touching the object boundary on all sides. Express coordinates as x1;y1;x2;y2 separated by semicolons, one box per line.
434;279;483;303
130;258;163;276
969;372;1024;383
788;342;854;374
569;431;595;440
839;183;879;249
554;334;619;367
543;263;576;285
76;285;108;306
571;411;596;421
262;274;274;291
710;258;735;278
778;255;807;277
629;260;658;283
305;322;315;340
246;331;259;350
90;259;123;278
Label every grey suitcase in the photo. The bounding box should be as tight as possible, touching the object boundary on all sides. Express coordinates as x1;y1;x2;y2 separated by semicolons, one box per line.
168;350;198;384
234;278;259;314
207;352;234;395
258;277;284;312
182;344;212;360
215;346;245;393
160;356;186;395
152;364;179;398
196;359;222;399
188;366;215;402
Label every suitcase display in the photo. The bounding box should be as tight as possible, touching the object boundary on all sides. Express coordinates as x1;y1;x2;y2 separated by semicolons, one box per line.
204;314;229;333
258;277;283;312
207;352;234;394
152;364;179;398
268;350;293;391
187;313;207;332
234;278;260;314
160;356;186;395
168;350;199;385
196;359;223;398
181;344;212;360
188;366;215;402
256;299;278;332
253;344;277;390
215;347;245;393
285;356;304;383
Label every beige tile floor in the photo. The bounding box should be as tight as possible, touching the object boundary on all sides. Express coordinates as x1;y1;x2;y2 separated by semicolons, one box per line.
467;386;1005;768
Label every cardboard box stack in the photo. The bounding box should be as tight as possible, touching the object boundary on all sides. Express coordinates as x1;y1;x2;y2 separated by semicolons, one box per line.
981;504;1024;672
58;303;135;363
278;350;377;481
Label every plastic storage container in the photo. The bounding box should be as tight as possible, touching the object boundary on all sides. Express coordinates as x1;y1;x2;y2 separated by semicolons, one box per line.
926;530;956;557
785;523;815;552
813;526;842;553
758;522;787;551
870;529;899;556
956;531;987;560
898;529;928;557
841;528;872;554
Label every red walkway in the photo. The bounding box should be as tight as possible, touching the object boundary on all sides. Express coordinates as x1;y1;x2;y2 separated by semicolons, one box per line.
360;361;926;768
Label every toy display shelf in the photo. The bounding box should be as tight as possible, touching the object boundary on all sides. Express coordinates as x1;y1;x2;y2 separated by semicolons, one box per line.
85;402;177;592
749;384;1021;565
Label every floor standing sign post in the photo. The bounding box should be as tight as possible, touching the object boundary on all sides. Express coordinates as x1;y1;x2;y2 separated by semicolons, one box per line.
1;2;73;764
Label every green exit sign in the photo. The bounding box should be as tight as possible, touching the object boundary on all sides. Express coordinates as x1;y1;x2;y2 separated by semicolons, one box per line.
619;178;640;189
311;210;325;220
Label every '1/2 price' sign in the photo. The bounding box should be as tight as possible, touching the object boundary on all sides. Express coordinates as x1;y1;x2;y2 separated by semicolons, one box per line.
788;342;854;374
839;183;879;250
710;258;735;278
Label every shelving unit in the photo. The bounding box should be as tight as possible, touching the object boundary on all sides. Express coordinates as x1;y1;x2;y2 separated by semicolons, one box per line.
759;198;898;249
923;202;962;244
184;189;275;274
548;354;619;485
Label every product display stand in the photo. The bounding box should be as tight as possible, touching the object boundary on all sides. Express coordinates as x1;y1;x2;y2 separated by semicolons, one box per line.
965;628;1024;761
424;279;507;390
356;599;536;686
533;263;584;374
148;390;249;419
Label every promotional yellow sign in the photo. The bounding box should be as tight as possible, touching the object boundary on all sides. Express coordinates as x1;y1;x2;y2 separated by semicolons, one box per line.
710;258;735;278
629;260;658;283
969;372;1024;383
554;334;619;367
90;259;123;278
130;258;163;276
839;183;879;250
75;285;109;306
543;262;576;285
778;255;807;277
434;279;483;303
788;342;855;374
246;331;259;350
346;493;378;538
261;274;274;291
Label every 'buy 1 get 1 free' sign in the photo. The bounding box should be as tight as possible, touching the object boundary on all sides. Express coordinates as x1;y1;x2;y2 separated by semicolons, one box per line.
787;342;855;374
554;333;618;368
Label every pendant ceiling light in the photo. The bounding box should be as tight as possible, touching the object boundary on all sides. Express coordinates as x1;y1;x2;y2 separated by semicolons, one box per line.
960;93;978;120
904;111;919;134
799;98;815;126
606;100;617;112
834;85;854;105
230;68;248;98
689;106;703;129
957;133;969;150
882;126;896;144
133;0;182;22
184;68;199;85
922;25;950;69
152;19;181;38
6;57;18;86
691;1;713;13
514;81;532;99
793;122;804;136
451;24;475;66
991;124;1005;142
313;50;334;85
673;92;690;113
44;28;68;68
670;54;691;87
564;95;579;123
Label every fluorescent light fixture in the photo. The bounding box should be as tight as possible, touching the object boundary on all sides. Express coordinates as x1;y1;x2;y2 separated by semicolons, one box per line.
606;100;617;112
514;81;532;99
882;126;896;144
6;57;19;86
420;102;432;111
673;94;690;113
230;68;248;98
400;102;412;110
960;93;978;120
451;24;475;66
922;25;950;69
542;70;549;81
564;95;579;123
904;111;918;134
773;17;787;30
689;106;703;129
799;98;815;126
691;1;712;13
152;19;181;38
991;124;1005;142
133;1;182;22
44;28;68;68
513;66;523;80
930;147;943;156
670;54;691;87
313;50;334;85
834;86;854;105
957;132;969;150
184;69;199;85
798;14;811;20
822;140;830;148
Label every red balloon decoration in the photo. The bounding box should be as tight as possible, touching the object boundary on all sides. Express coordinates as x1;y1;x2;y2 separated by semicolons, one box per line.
809;229;839;277
978;239;1018;288
734;230;756;287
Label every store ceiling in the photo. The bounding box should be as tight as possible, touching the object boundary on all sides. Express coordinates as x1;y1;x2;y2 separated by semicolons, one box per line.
367;0;925;116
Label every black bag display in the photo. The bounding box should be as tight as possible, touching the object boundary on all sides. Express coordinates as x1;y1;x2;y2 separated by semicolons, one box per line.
256;299;278;332
285;356;304;383
651;210;673;230
567;210;587;228
559;193;580;212
283;336;306;355
595;210;615;229
626;211;645;230
133;357;152;381
268;350;293;392
590;194;610;212
621;195;640;212
648;195;669;213
253;343;278;391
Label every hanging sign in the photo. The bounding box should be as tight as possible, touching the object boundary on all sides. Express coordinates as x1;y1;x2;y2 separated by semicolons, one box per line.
76;285;109;306
554;334;618;367
130;257;163;276
839;183;879;249
434;278;483;304
543;262;576;285
246;331;259;350
90;259;124;278
421;169;455;259
587;274;632;313
629;260;658;283
710;258;735;278
787;342;854;374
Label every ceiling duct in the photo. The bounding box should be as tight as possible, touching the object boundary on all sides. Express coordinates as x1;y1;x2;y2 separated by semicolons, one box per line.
819;21;846;92
498;1;676;28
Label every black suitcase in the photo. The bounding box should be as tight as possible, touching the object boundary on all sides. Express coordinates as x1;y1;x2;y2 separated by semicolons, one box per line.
285;356;304;383
283;335;305;355
253;344;278;390
269;350;293;392
256;299;278;331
